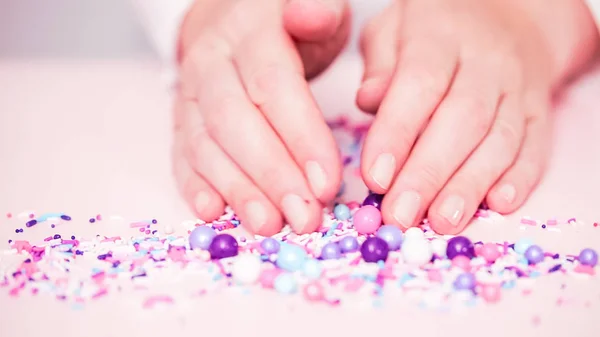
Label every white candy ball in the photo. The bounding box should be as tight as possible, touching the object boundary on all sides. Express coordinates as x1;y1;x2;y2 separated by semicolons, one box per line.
404;227;425;241
401;239;433;266
232;254;262;284
430;238;448;258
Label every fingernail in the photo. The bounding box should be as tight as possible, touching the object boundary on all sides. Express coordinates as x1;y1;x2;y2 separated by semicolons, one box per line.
245;201;267;233
392;191;421;227
369;153;396;190
439;195;465;227
305;161;327;198
497;184;516;204
281;194;310;233
194;192;210;214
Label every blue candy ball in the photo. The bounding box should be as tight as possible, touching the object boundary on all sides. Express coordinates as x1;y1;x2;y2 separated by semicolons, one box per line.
274;273;298;294
333;204;351;221
376;225;403;251
320;242;342;260
578;248;598;267
260;237;280;254
303;259;323;279
339;236;359;253
276;243;308;272
189;226;217;250
514;238;534;255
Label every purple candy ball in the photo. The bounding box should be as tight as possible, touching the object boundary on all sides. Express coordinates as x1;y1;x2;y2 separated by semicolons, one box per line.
208;234;239;259
453;273;476;291
362;193;384;210
320;242;342;260
578;248;598;267
339;236;359;253
189;226;217;250
524;245;544;264
376;225;403;251
360;237;389;263
260;237;280;254
446;236;475;260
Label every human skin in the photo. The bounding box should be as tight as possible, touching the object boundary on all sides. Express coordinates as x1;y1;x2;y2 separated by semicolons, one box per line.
173;0;599;236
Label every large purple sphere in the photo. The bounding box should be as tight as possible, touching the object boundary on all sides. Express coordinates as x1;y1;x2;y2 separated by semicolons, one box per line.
360;237;389;263
320;242;342;260
579;248;598;267
208;234;239;259
260;237;280;254
446;236;475;260
362;193;384;210
189;226;217;250
524;245;544;264
339;236;359;253
453;273;476;291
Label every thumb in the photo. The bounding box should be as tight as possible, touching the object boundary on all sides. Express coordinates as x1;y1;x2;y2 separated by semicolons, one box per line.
283;0;347;42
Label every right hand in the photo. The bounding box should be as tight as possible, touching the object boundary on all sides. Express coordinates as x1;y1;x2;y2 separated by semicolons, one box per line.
173;0;350;236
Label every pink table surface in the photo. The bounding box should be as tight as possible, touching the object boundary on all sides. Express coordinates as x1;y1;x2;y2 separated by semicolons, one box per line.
0;55;599;337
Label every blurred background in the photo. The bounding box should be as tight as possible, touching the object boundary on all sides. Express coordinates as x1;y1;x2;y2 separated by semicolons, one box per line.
0;0;153;58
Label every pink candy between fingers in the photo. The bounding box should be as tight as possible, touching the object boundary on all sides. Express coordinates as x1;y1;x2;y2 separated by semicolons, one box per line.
353;205;382;234
452;255;471;271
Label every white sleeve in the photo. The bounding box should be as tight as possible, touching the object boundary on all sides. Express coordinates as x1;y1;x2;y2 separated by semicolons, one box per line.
130;0;194;85
586;0;600;30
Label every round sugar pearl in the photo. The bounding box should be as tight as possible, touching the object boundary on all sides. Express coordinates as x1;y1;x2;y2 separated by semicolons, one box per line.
339;236;359;253
514;238;533;255
452;255;471;271
376;225;403;251
446;236;475;260
208;234;238;259
320;242;342;260
430;238;448;258
360;237;389;263
362;193;384;210
260;237;280;254
353;205;382;234
303;259;323;279
303;282;325;302
274;273;297;294
578;248;598;267
402;239;433;266
276;244;308;271
479;242;501;263
524;245;544;264
259;268;281;289
189;226;217;250
404;227;425;241
232;254;262;284
333;204;351;220
481;284;501;303
453;273;476;291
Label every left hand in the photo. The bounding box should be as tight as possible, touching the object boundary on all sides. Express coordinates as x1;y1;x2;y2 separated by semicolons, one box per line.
357;0;556;234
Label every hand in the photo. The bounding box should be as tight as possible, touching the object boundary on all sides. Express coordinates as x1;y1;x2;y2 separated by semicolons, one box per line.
172;0;350;236
356;0;599;234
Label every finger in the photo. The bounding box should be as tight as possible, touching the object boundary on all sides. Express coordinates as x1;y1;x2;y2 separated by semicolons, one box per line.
361;37;458;193
191;52;323;234
486;112;550;213
234;30;342;203
427;94;525;234
284;0;347;42
356;1;401;114
181;97;284;236
381;65;502;229
173;92;225;221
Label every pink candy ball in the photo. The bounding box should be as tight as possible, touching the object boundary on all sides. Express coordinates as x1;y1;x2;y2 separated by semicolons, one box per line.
479;243;501;263
481;284;501;303
452;255;472;271
303;282;325;302
259;268;281;289
353;205;382;234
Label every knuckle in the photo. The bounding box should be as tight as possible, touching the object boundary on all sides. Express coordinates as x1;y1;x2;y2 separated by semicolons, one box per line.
247;64;286;105
404;65;450;100
413;162;445;193
493;118;523;155
204;96;239;139
518;159;543;187
460;97;494;136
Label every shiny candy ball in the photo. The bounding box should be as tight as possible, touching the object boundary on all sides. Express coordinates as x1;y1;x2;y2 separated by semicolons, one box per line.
260;237;280;254
404;227;425;241
453;273;476;291
524;245;544;264
430;238;448;258
320;242;342;260
276;244;308;272
514;238;534;255
353;205;382;234
189;226;217;250
376;225;403;251
333;204;351;220
232;254;262;284
303;259;323;279
446;236;475;260
578;248;598;267
274;273;298;294
401;239;433;266
339;236;359;253
481;284;502;303
208;234;238;259
452;255;472;271
360;237;390;263
362;193;384;210
303;282;325;302
479;242;501;263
